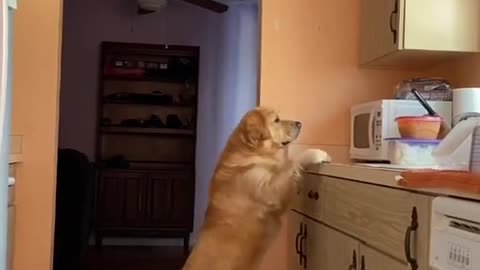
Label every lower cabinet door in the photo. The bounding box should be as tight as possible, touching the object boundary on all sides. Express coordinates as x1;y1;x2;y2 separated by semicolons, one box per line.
97;171;147;227
360;243;408;270
317;225;359;270
288;210;307;270
147;171;193;228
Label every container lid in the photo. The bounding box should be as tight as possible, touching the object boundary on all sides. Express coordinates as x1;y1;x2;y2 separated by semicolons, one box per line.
385;138;441;144
395;116;442;122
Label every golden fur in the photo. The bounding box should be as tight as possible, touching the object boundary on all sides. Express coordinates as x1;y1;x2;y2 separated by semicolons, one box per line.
182;107;331;270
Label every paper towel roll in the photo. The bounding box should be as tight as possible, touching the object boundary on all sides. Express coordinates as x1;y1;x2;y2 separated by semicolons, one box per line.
453;88;480;125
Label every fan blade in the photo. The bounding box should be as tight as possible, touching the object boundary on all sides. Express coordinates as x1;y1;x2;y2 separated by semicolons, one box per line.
181;0;228;13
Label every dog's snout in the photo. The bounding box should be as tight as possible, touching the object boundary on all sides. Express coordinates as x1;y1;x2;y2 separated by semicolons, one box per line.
295;121;302;128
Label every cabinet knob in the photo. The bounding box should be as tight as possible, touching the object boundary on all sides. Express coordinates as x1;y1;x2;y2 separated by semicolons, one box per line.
308;190;319;200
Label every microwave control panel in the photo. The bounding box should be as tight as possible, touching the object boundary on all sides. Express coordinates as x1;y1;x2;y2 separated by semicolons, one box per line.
374;110;382;150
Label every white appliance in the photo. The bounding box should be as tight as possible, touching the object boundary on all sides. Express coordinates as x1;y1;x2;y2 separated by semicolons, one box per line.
431;88;480;170
452;88;480;125
6;178;14;270
430;197;480;270
350;99;452;162
0;1;14;270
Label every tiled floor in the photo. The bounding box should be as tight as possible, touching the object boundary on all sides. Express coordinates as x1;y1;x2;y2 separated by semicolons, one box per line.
83;246;187;270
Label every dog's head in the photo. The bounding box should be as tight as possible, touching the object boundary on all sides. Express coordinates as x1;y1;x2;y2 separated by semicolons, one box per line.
238;107;302;153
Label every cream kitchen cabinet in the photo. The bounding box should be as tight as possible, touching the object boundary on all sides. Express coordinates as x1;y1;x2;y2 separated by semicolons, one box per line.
288;173;434;270
360;0;480;67
288;211;356;270
317;225;359;270
322;176;432;268
288;211;306;270
288;210;409;270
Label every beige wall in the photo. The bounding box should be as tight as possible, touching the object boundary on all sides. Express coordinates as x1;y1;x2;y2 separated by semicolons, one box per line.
258;0;427;164
429;55;480;87
257;0;479;269
10;0;63;269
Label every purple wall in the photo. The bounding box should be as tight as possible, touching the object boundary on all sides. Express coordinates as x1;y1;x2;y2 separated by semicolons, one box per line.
59;0;221;159
59;0;258;241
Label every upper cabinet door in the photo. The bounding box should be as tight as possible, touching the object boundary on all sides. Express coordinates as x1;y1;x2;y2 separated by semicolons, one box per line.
360;0;480;67
360;0;404;64
404;0;480;52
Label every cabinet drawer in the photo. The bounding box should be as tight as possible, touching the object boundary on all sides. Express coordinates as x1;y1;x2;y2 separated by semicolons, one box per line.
323;177;431;265
292;173;323;221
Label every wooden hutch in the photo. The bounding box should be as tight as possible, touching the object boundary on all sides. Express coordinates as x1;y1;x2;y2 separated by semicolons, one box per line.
94;41;199;254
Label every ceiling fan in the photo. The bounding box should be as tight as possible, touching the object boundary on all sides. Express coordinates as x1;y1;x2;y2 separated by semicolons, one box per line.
138;0;229;14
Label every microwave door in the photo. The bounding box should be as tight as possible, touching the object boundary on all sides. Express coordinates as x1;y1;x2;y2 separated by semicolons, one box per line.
351;107;377;159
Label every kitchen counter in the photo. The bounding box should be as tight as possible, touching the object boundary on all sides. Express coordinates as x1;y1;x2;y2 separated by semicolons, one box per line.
307;163;480;201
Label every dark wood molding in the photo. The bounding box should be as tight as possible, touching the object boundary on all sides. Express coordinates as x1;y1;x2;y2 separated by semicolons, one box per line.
181;0;228;13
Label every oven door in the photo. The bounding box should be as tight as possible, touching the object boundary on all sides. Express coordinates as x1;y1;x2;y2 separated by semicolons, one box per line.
350;102;383;160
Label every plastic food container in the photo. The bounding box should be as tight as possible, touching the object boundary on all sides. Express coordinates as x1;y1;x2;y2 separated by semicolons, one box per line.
387;138;441;166
395;116;442;139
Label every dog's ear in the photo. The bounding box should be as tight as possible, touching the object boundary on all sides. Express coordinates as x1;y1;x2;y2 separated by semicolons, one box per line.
241;110;270;145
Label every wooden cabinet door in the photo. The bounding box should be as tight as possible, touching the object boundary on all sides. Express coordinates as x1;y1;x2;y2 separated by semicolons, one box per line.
147;171;194;229
287;210;307;270
360;0;404;64
360;244;408;270
323;177;432;265
97;171;147;227
303;218;324;270
317;226;359;270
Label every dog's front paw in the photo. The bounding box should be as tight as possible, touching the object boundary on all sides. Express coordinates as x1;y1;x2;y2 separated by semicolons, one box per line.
298;149;331;168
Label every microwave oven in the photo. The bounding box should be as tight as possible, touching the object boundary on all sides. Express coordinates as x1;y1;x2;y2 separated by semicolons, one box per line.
350;99;452;162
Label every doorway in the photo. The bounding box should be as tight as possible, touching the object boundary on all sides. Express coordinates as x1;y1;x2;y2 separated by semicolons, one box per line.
55;0;259;269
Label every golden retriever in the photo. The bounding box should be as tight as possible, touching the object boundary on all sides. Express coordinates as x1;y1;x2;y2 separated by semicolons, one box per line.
182;106;331;270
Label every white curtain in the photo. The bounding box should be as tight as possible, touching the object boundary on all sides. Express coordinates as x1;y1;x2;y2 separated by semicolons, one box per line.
215;2;259;152
193;1;259;240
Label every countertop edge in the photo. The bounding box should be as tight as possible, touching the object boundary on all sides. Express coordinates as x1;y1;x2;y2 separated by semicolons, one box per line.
307;163;480;201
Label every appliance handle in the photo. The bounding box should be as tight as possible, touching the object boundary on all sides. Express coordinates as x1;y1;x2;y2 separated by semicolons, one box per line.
404;207;419;270
368;108;376;148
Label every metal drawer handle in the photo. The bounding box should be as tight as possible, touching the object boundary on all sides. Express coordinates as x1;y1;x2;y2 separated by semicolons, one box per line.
389;0;399;44
348;250;357;270
295;223;303;255
300;223;307;269
404;207;419;270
